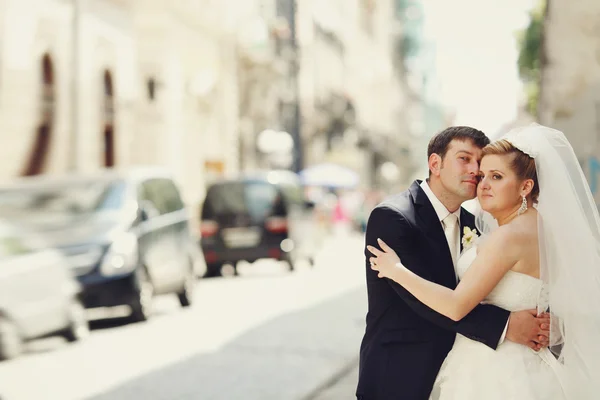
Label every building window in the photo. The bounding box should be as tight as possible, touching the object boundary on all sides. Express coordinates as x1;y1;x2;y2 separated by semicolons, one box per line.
23;53;55;176
147;77;156;101
103;70;115;168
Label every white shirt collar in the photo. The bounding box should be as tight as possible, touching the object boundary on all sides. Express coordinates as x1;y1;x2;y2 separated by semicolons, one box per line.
420;180;461;223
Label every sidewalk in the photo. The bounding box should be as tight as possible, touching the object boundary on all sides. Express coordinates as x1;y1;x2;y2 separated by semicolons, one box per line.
89;287;366;400
89;232;368;400
306;363;359;400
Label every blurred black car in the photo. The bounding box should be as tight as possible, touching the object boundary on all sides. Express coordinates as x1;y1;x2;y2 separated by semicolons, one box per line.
0;168;197;322
0;221;88;360
200;170;318;276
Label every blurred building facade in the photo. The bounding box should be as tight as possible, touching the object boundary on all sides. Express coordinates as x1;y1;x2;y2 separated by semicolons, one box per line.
296;0;412;190
0;0;136;178
396;0;446;180
234;0;417;189
538;0;600;202
0;0;425;205
234;0;291;172
0;0;240;210
132;0;240;208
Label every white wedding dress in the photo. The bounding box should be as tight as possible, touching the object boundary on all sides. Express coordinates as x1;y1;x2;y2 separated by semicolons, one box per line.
430;245;566;400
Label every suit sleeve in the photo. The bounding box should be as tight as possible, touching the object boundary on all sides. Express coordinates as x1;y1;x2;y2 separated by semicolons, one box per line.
366;206;510;350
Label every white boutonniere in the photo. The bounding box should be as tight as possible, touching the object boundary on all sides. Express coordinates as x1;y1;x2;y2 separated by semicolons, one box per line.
461;227;479;251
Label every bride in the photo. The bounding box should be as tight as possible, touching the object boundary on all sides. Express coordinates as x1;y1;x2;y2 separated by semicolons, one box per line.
368;124;600;399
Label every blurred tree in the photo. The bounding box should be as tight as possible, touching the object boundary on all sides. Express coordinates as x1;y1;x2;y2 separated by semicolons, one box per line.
517;0;547;117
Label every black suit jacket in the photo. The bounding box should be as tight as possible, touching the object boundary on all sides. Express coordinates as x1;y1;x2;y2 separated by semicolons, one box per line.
356;180;510;400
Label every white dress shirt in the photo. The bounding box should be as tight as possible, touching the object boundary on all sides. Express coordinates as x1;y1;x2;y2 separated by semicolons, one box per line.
420;180;461;270
420;180;508;345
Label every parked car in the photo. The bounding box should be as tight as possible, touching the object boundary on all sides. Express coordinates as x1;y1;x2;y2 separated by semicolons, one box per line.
200;170;318;276
0;221;88;360
0;168;197;322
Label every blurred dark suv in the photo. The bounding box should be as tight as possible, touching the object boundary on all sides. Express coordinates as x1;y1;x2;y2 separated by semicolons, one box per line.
0;168;197;322
200;170;318;276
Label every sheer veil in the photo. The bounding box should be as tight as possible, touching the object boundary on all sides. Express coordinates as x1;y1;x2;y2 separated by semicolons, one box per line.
475;123;600;397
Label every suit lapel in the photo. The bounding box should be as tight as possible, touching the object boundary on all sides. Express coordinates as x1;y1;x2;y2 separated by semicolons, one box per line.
408;181;456;286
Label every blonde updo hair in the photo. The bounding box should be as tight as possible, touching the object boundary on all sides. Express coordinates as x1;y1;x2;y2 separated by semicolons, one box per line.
482;139;539;204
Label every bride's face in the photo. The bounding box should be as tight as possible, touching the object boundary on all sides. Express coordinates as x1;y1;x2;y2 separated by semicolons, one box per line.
477;154;522;215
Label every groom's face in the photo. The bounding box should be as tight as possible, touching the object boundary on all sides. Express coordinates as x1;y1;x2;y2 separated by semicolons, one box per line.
438;139;482;201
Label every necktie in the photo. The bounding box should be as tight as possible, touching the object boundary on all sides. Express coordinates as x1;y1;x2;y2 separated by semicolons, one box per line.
443;213;459;267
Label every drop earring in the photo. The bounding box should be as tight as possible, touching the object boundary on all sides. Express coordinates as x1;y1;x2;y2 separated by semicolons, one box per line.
518;195;528;215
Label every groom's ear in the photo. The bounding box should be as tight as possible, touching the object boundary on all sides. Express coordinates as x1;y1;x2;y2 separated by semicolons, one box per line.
429;153;442;177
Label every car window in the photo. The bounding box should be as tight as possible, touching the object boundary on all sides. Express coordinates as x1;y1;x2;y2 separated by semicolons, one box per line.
0;179;126;219
204;181;281;221
278;183;304;206
246;183;284;218
139;178;184;215
158;179;185;214
93;181;127;211
139;179;163;214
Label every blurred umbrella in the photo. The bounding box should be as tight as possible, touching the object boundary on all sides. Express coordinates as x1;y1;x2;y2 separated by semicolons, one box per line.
299;163;359;189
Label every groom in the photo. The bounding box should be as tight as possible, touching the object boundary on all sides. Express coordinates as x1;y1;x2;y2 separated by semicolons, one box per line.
356;126;550;399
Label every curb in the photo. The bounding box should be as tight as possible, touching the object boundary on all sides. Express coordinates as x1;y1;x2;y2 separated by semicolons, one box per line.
300;354;359;400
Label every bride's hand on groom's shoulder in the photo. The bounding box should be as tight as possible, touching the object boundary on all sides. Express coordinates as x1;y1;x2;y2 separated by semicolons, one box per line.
367;239;404;279
506;309;551;351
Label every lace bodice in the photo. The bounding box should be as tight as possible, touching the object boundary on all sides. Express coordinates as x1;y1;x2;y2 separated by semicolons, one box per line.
457;246;544;312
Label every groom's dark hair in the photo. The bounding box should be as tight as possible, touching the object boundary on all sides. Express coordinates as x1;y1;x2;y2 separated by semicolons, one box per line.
427;126;490;160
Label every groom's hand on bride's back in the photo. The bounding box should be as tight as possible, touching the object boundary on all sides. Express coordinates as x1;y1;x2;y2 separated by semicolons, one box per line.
506;309;550;351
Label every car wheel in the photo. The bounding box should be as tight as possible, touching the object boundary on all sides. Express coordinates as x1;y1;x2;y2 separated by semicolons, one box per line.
0;316;23;361
204;263;223;278
284;253;296;272
130;267;154;322
63;298;90;343
233;262;241;276
177;263;195;307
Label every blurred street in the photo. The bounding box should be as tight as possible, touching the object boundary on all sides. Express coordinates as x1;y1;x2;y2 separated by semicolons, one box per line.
311;365;359;400
0;0;590;398
0;230;366;400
